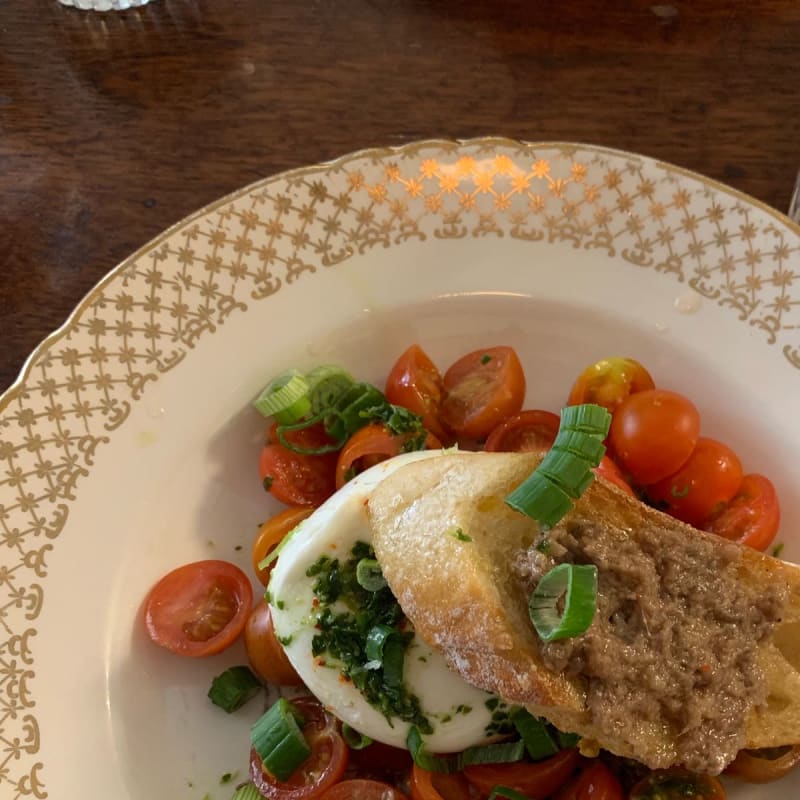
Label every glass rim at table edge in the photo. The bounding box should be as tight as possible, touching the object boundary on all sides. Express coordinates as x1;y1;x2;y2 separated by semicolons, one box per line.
2;135;799;414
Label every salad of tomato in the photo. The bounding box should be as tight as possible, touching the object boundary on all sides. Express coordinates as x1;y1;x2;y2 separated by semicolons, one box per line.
140;344;789;799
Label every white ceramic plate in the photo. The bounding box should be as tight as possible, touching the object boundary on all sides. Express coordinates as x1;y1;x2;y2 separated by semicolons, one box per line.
2;140;799;800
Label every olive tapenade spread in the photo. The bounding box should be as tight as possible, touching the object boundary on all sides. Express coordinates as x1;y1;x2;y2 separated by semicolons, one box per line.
514;514;786;775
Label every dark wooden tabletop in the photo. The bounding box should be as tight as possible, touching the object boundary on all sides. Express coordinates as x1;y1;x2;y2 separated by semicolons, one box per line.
2;0;799;392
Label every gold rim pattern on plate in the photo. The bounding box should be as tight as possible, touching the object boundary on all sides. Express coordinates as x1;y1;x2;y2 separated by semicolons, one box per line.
0;139;798;797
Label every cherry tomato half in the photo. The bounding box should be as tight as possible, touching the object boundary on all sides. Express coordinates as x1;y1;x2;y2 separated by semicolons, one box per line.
567;357;655;414
705;474;781;552
484;409;560;455
253;506;314;586
629;769;726;800
409;764;477;800
593;455;635;497
335;423;441;489
646;438;743;527
724;745;800;783
260;423;338;507
250;696;348;799
609;389;700;485
321;779;408;800
144;560;253;657
556;761;624;800
385;344;448;442
245;600;303;686
440;346;526;440
464;748;580;797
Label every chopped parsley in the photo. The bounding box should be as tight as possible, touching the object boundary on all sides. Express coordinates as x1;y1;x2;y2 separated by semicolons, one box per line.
772;542;785;558
481;354;492;365
307;542;432;733
448;526;472;542
484;698;516;737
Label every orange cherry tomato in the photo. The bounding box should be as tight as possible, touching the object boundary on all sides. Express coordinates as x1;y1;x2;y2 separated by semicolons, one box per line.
259;422;338;507
440;346;526;440
334;423;441;489
567;357;655;414
646;438;743;527
609;390;700;485
704;474;781;552
629;769;726;800
385;344;448;442
464;748;580;797
144;560;253;657
593;455;635;497
253;506;314;586
556;761;624;800
250;696;348;799
724;745;800;783
321;780;409;800
484;409;561;455
409;764;477;800
245;600;303;686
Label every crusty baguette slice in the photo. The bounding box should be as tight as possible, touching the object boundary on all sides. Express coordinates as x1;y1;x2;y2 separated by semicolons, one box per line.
368;451;800;774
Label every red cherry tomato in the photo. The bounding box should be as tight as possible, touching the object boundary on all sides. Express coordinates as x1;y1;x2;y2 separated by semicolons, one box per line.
440;346;526;440
646;438;743;527
593;455;635;497
250;696;348;799
144;560;253;657
348;741;413;783
567;357;655;414
484;409;561;454
409;764;477;800
334;423;441;489
259;422;338;507
385;344;448;441
705;474;781;551
609;390;700;485
629;769;725;800
556;761;624;800
320;780;408;800
253;506;314;586
245;600;303;687
464;748;580;797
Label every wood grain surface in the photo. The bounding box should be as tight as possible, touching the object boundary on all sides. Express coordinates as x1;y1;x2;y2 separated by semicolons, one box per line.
2;0;799;391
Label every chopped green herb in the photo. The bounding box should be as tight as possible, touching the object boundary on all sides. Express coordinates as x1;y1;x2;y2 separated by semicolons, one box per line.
440;713;453;723
208;666;261;713
456;704;472;714
308;542;432;732
341;723;373;750
670;484;690;498
262;476;274;491
235;545;243;551
535;536;550;554
772;542;785;558
481;354;492;365
276;599;286;610
448;526;472;542
278;635;294;646
220;771;234;784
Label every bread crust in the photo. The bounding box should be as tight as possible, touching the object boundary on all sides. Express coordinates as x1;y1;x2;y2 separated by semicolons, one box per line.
368;451;800;771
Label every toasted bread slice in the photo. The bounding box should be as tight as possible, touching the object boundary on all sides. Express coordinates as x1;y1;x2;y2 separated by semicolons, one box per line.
368;451;800;775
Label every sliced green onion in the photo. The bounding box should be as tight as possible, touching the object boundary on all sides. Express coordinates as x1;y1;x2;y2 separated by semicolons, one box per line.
208;666;262;713
530;563;598;642
488;787;534;800
253;370;311;424
306;365;355;414
341;723;373;750
276;410;343;455
559;404;612;436
506;473;573;528
538;449;597;499
407;727;526;774
556;730;580;749
365;624;405;688
230;784;263;800
510;708;559;760
505;404;611;528
251;698;310;781
356;558;387;591
325;383;388;442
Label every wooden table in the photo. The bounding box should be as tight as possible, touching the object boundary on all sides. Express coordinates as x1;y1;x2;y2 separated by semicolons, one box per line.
2;0;799;392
